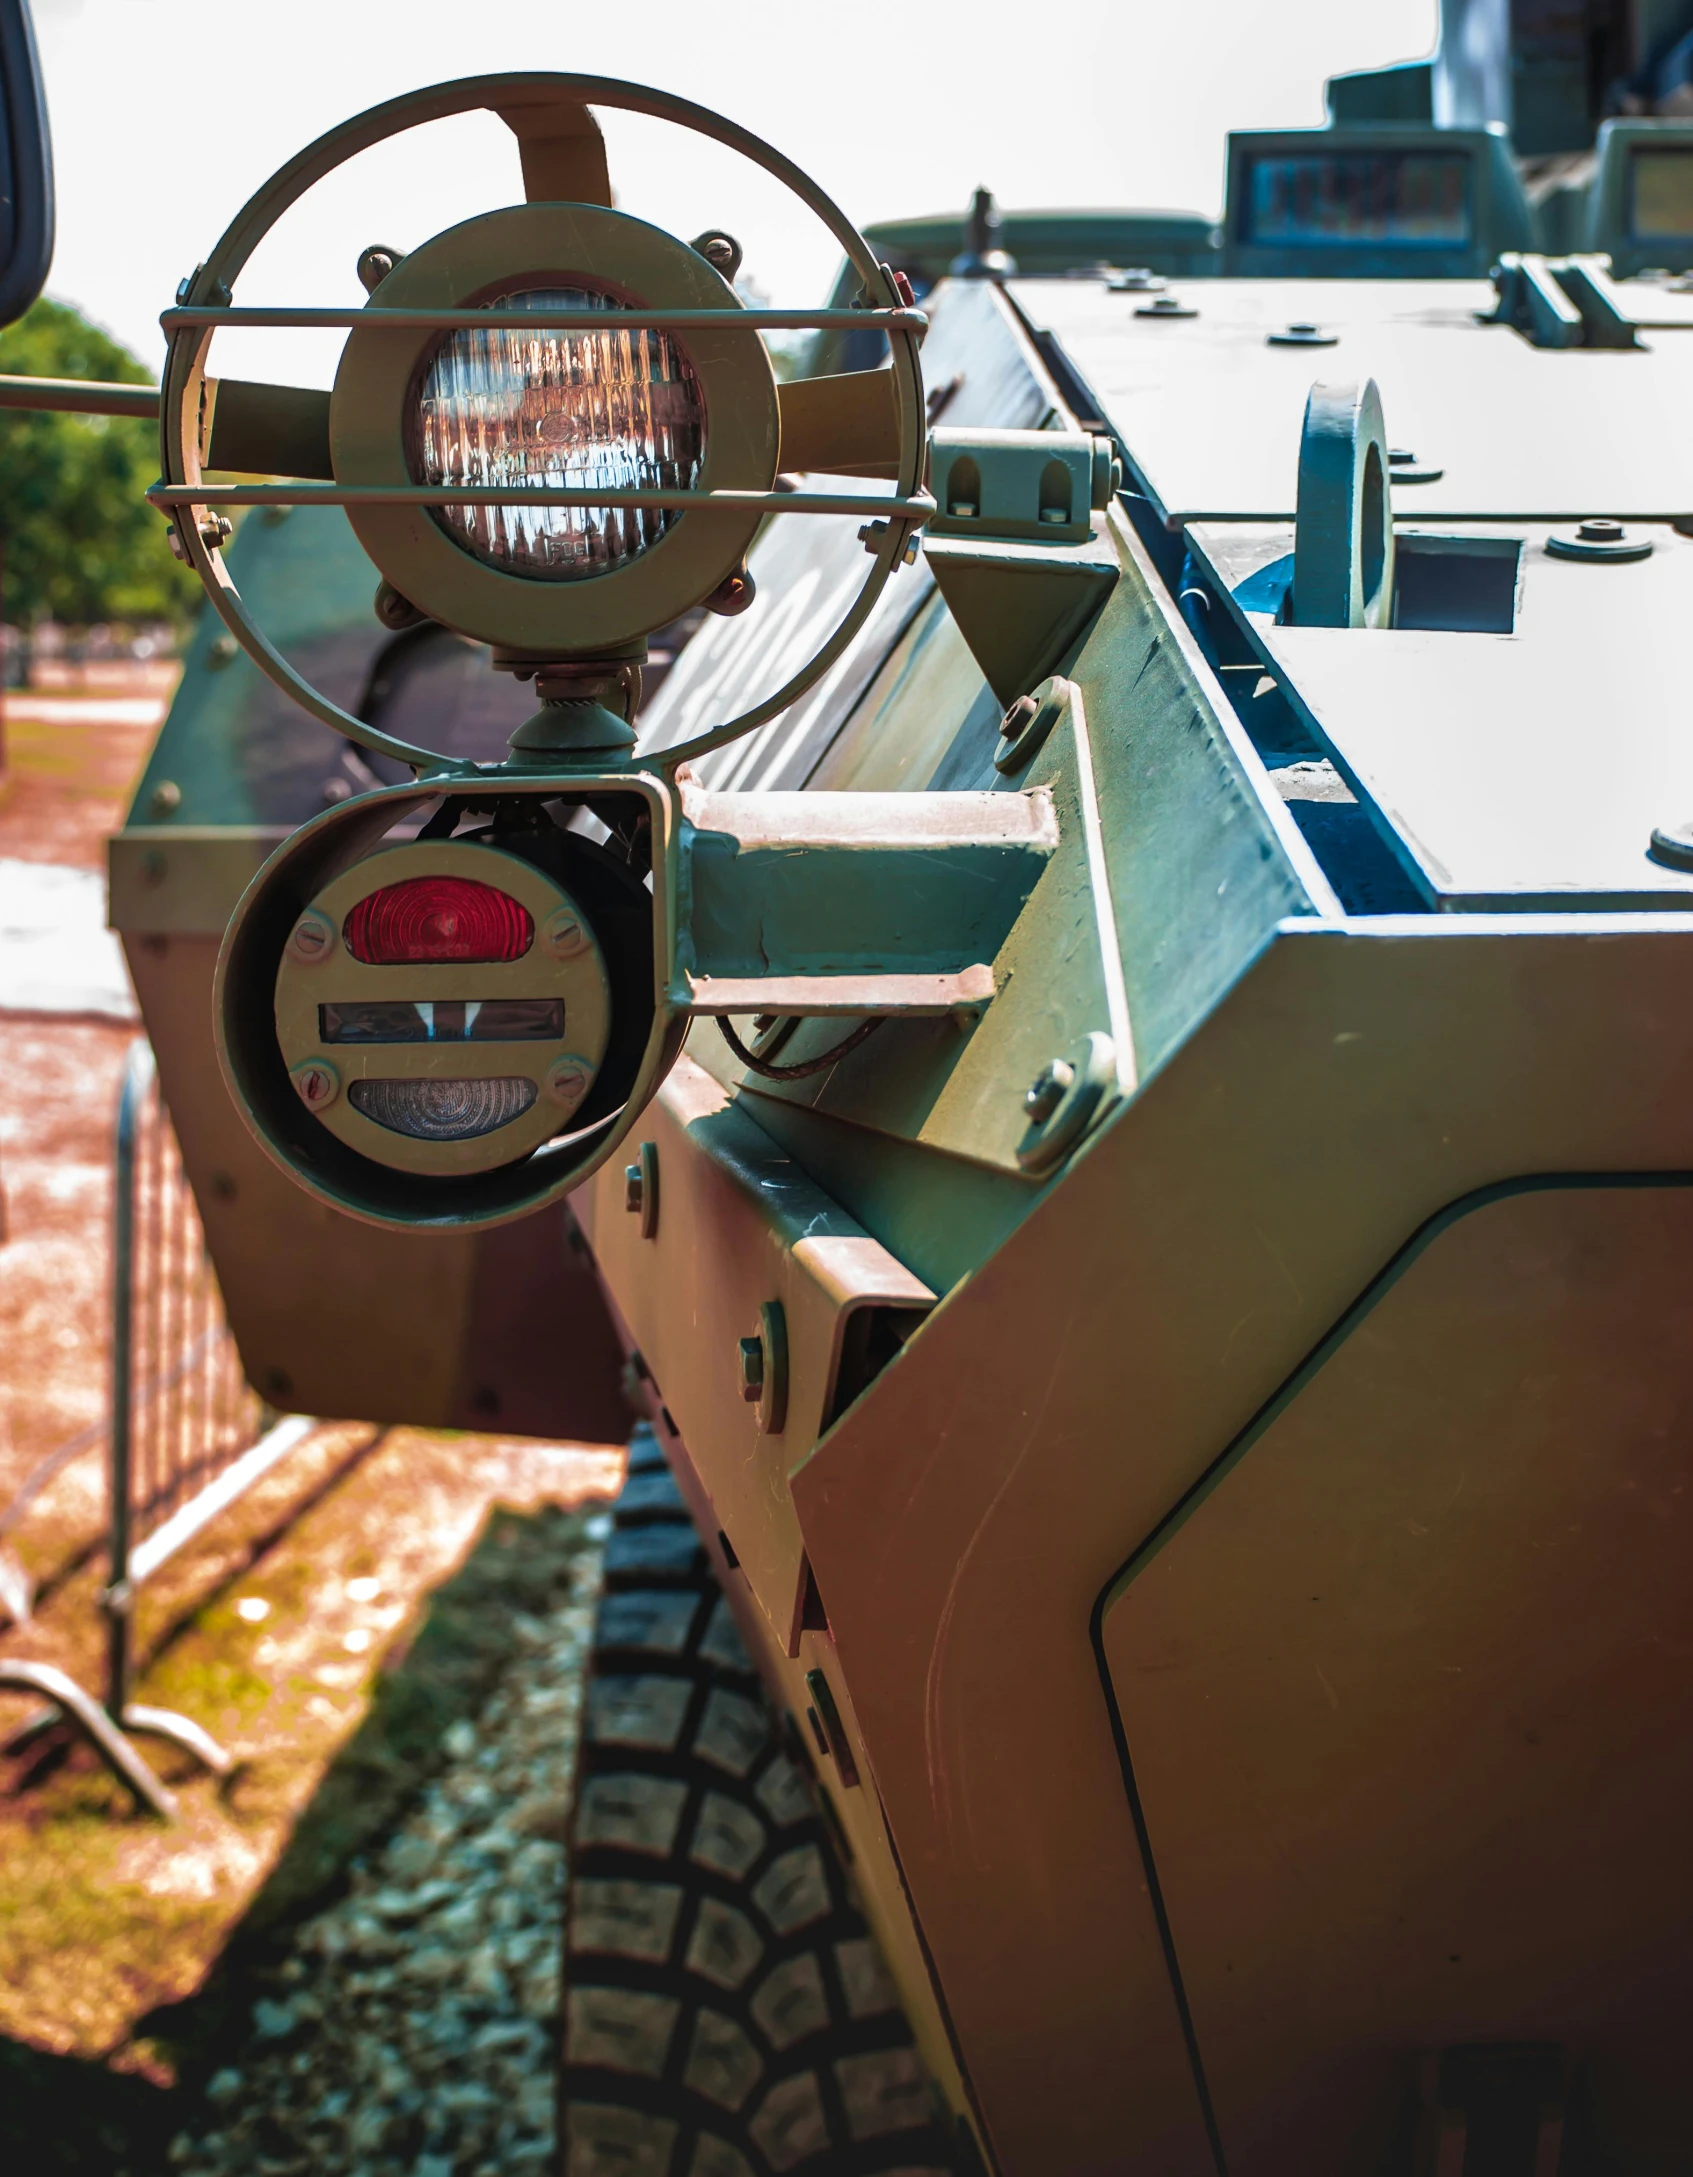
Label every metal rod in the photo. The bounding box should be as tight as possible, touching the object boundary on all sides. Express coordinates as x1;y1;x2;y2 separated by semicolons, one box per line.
104;1040;155;1720
148;480;935;518
162;304;926;333
127;1415;316;1587
0;373;158;419
0;1661;177;1818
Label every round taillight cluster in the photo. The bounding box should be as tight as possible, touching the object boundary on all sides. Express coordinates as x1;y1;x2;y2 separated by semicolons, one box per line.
268;841;617;1184
343;876;533;964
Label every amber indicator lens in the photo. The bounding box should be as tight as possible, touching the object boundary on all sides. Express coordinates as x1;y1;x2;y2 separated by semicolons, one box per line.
348;1078;538;1141
342;877;534;964
319;999;565;1044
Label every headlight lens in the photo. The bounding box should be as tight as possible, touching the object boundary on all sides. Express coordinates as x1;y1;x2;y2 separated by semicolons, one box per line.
408;285;706;582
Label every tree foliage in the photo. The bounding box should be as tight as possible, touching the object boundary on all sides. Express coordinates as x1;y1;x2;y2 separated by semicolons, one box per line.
0;297;198;626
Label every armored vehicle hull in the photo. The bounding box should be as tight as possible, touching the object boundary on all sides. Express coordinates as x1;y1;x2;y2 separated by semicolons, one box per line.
0;3;1681;2166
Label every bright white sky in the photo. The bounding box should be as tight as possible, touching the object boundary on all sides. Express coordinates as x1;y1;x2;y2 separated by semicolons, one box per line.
33;0;1435;387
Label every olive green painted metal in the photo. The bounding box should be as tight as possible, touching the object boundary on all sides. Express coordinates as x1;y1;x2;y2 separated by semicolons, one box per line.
574;1052;934;1663
0;371;155;417
117;918;629;1439
1100;1176;1693;2175
924;518;1118;709
78;30;1693;2170
790;919;1693;2174
327;203;781;651
155;73;930;782
1290;378;1395;628
212;763;1059;1226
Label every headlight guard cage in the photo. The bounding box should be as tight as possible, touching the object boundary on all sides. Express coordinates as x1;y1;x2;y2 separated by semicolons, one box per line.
151;70;932;781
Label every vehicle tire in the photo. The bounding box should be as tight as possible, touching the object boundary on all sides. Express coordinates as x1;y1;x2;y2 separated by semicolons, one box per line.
562;1423;961;2177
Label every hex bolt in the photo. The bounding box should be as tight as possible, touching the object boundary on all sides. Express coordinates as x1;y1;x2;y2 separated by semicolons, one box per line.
373;579;428;632
290;1060;340;1111
286;910;335;965
689;230;743;282
356;244;402;294
545;1055;593;1108
198;514;233;552
541;907;589;959
1547;517;1653;563
738;1335;764;1402
1023;1057;1076;1126
704;564;757;616
623;1140;659;1237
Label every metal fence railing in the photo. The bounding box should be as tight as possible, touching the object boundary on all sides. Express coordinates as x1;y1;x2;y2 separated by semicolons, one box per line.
0;1040;316;1817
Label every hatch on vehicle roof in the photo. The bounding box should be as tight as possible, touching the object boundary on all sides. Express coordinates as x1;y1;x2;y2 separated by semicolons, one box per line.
1222;126;1534;279
1585;118;1693;274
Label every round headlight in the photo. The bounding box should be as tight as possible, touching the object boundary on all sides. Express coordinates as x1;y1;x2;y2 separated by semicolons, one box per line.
408;284;706;582
330;203;779;654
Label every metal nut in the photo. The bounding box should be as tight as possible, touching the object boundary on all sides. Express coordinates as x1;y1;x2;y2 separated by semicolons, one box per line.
1546;518;1654;563
1023;1058;1076;1125
738;1335;765;1402
290;1060;339;1111
545;1055;593;1108
689;230;743;282
1387;446;1443;485
624;1162;645;1217
356;244;401;294
1000;695;1039;740
198;513;233;552
541;907;589;959
286;910;335;964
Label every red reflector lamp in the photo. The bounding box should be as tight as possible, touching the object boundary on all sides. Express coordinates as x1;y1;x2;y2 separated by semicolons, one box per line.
343;877;534;964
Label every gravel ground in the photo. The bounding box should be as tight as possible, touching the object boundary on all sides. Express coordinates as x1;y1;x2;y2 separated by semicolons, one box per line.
164;1515;610;2177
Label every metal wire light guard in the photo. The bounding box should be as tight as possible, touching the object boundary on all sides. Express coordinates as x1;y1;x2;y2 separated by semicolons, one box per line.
150;72;932;780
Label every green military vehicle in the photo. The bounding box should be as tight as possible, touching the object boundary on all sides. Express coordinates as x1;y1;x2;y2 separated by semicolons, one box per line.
8;0;1693;2165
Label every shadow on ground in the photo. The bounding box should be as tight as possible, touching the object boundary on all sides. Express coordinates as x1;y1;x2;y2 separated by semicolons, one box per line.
0;1503;593;2177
